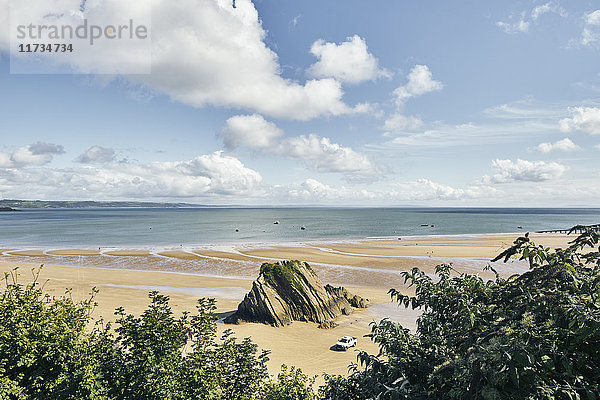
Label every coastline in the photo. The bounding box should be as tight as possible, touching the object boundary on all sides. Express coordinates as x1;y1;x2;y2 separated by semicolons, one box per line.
0;232;572;282
0;232;573;381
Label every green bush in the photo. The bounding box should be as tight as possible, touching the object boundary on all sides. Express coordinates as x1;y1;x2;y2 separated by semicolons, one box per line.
0;269;104;399
0;269;315;399
4;227;598;399
321;228;600;399
262;365;318;400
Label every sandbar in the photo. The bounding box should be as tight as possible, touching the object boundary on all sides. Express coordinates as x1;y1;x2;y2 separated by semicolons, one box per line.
7;250;46;256
0;233;575;381
47;249;101;256
158;250;203;260
0;261;394;383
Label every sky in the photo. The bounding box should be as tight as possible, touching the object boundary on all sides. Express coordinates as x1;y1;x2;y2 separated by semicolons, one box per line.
0;0;599;206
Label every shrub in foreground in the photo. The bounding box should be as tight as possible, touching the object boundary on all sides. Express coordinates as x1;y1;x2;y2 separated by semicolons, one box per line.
2;227;599;399
322;228;600;399
0;269;315;400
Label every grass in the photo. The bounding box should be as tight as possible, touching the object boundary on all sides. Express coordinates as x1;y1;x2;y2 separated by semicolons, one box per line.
259;260;313;291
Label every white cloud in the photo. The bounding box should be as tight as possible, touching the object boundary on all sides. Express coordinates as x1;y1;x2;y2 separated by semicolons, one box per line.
482;159;566;184
290;15;301;29
513;179;600;206
383;118;553;148
496;14;530;34
178;151;263;195
0;153;12;168
0;147;591;205
134;0;358;120
587;10;600;25
0;158;492;204
412;179;468;200
352;102;383;117
77;146;116;164
0;151;265;200
380;100;571;149
582;10;600;46
534;138;581;153
381;113;424;132
497;3;566;34
392;179;499;201
286;179;355;201
307;35;391;84
481;101;562;120
284;178;498;203
393;65;443;106
559;107;600;134
0;142;65;168
277;134;378;175
0;0;360;121
220;115;381;176
26;142;65;155
220;114;283;150
6;0;152;74
531;3;567;21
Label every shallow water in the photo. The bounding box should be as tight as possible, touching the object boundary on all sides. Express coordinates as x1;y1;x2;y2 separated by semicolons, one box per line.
100;284;248;299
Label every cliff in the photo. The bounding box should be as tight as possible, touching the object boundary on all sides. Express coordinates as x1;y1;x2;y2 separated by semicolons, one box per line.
224;260;369;328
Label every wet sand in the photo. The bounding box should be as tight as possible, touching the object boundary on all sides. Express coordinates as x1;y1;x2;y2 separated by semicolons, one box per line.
194;250;260;262
0;233;573;382
158;250;203;260
0;261;392;383
0;233;571;278
6;250;47;257
47;249;101;256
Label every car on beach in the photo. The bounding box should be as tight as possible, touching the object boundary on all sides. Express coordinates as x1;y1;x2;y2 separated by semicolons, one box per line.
333;336;357;351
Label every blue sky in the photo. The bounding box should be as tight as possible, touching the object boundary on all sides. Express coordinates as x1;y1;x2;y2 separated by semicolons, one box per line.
0;0;599;206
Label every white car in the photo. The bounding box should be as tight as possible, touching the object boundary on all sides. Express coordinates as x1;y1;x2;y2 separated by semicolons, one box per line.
333;336;357;351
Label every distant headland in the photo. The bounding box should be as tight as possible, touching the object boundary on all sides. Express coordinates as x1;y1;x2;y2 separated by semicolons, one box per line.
0;206;19;212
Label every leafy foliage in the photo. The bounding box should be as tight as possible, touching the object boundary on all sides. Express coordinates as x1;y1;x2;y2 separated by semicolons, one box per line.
4;228;599;399
0;268;103;399
263;365;318;400
0;268;316;399
322;228;600;399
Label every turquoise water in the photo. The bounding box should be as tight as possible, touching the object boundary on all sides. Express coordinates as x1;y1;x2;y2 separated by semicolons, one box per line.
0;207;598;248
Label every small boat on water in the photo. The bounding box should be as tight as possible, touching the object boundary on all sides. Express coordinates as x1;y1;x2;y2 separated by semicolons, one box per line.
274;220;280;224
420;224;429;227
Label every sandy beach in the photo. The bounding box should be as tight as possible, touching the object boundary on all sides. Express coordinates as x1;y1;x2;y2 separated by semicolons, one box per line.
0;232;573;382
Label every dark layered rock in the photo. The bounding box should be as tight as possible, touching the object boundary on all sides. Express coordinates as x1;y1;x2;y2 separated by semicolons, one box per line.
224;260;369;328
324;285;370;308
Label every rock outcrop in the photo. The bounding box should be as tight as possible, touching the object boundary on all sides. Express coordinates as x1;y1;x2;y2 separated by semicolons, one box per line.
324;285;370;308
224;260;369;328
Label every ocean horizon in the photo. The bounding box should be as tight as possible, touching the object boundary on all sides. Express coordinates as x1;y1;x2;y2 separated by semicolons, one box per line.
1;207;598;249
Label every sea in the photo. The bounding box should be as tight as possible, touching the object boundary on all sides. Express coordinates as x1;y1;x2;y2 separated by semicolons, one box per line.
1;207;598;249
